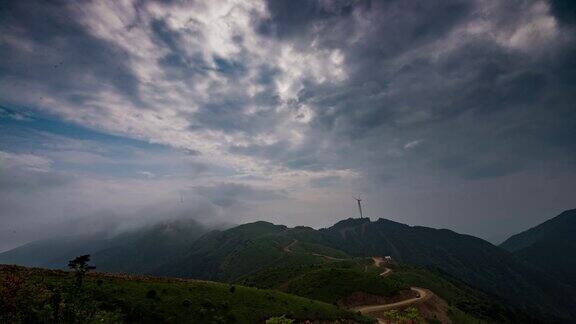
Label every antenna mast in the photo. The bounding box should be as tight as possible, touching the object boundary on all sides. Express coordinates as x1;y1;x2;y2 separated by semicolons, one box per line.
353;197;363;218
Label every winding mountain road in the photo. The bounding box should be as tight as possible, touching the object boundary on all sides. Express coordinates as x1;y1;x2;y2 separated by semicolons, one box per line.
283;239;298;253
354;257;430;323
280;242;430;322
372;257;392;277
283;239;346;261
378;267;392;277
354;287;429;313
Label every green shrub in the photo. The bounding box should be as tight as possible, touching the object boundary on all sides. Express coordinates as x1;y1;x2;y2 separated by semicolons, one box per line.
146;289;157;299
266;314;295;324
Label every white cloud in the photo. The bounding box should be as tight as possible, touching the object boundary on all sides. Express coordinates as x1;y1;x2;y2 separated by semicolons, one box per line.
1;0;575;247
0;151;52;172
4;0;343;183
404;140;423;150
137;171;155;179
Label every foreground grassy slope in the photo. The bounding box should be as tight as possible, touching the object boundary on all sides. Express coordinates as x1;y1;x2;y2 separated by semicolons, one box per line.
0;265;372;323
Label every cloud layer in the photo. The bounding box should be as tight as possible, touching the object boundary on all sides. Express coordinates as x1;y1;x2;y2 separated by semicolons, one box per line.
1;0;575;249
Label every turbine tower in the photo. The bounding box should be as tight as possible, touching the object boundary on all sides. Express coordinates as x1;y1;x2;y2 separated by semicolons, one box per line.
353;196;364;218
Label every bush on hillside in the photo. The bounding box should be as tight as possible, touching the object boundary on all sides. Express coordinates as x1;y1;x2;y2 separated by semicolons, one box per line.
266;314;295;324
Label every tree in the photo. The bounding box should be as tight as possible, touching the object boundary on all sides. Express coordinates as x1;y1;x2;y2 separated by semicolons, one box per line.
68;255;96;290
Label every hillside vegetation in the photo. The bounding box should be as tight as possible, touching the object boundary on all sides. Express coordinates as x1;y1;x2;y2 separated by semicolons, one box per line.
319;218;576;322
3;212;576;323
0;265;371;323
240;258;408;305
157;222;343;281
241;256;527;323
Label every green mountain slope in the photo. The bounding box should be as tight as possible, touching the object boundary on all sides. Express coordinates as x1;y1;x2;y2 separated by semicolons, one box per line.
319;218;576;322
156;222;337;281
241;258;407;304
501;209;576;287
157;219;572;322
0;264;370;323
3;215;576;322
241;255;533;323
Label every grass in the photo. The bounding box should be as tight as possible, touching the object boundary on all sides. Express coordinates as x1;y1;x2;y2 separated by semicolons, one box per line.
390;265;521;323
283;267;405;304
241;258;408;304
242;259;507;323
0;264;373;323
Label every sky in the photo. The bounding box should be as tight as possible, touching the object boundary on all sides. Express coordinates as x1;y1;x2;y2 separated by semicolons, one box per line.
1;0;575;251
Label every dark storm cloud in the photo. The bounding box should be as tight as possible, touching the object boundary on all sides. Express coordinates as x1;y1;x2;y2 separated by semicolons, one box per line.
150;17;214;79
258;0;357;40
242;0;576;181
1;0;575;248
2;0;573;182
549;0;576;25
151;18;183;53
261;0;473;55
0;0;142;107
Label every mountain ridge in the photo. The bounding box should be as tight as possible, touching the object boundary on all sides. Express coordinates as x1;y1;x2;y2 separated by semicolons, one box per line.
500;208;576;288
500;208;576;252
2;212;576;322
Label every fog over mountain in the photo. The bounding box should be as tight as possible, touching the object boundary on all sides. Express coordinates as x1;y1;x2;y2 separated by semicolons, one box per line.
1;0;576;251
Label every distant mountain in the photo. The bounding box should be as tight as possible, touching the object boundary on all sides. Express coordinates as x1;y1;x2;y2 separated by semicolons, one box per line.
0;234;112;269
91;218;207;273
3;215;576;322
319;218;576;321
156;221;332;281
501;209;576;287
0;218;207;273
158;217;576;322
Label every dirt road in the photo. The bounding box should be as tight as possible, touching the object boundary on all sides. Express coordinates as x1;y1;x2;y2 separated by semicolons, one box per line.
281;245;430;321
283;240;346;261
283;239;298;253
354;287;430;313
353;258;430;322
378;267;392;277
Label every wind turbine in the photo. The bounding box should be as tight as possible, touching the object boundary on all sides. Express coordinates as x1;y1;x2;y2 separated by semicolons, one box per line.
353;196;364;218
